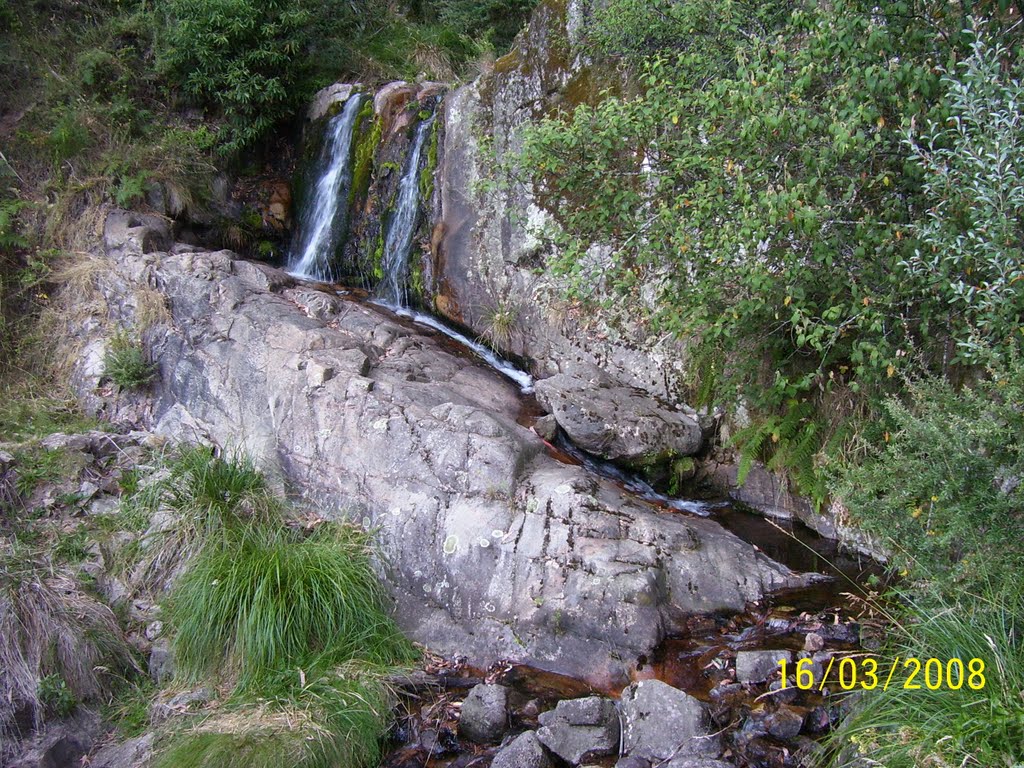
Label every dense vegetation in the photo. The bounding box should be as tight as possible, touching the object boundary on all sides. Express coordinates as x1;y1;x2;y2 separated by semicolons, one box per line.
521;1;1024;765
0;0;535;379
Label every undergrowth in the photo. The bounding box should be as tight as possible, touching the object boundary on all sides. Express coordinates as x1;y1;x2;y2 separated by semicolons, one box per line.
822;591;1024;768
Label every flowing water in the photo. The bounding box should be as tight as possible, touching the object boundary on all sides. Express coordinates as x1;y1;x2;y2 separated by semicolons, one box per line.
376;110;436;307
290;107;883;768
287;93;366;281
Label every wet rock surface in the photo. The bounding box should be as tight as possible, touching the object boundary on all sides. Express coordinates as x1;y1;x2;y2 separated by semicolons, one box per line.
534;368;703;465
72;211;816;688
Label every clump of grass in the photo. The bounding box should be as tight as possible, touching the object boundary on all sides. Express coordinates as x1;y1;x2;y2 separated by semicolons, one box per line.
0;553;137;737
821;591;1024;768
149;450;415;768
155;662;397;768
103;331;156;390
0;392;103;443
167;524;414;688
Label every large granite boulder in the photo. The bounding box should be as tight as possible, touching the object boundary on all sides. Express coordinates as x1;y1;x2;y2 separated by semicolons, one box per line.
71;211;816;688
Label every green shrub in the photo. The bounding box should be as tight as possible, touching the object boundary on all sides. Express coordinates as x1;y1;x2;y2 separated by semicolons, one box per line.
103;332;155;390
155;662;397;768
37;673;78;719
157;0;314;153
905;26;1024;364
836;354;1024;596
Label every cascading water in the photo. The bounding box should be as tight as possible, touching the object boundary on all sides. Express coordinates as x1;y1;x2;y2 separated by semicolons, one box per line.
287;93;366;281
376;110;436;307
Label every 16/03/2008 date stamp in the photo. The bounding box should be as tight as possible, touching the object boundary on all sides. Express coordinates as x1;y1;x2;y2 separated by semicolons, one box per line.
778;656;987;691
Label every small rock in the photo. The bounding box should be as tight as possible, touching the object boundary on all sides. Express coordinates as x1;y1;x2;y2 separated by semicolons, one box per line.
458;684;510;744
735;650;791;683
537;697;619;764
804;706;832;734
144;621;163;641
803;632;825;652
88;732;155;768
764;706;804;740
818;622;860;645
419;727;458;756
491;731;551;768
767;679;798;704
534;415;558;441
150;687;212;723
619;679;720;761
148;639;175;684
666;761;735;768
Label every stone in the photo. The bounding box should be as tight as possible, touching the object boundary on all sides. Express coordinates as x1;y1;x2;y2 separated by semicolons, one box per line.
536;696;618;764
148;639;174;684
803;632;825;652
666;761;735;768
535;372;703;466
491;731;551;768
735;650;791;684
763;706;804;740
619;680;719;761
459;684;510;744
6;710;103;768
150;688;213;723
88;733;155;768
69;213;818;689
308;82;362;122
533;414;558;441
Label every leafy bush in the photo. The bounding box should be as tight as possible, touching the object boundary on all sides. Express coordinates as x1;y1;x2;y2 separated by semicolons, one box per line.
837;354;1024;596
157;0;315;154
905;27;1024;364
103;332;155;390
432;0;536;52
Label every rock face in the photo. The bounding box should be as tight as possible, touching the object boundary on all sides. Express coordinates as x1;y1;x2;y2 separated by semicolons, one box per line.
73;210;816;688
619;680;720;761
433;0;690;407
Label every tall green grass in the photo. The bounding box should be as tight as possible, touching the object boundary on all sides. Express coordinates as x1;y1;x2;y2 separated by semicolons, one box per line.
154;450;415;768
167;524;414;687
821;592;1024;768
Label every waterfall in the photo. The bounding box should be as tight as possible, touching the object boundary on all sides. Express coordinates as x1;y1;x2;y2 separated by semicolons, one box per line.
376;110;436;307
287;93;365;281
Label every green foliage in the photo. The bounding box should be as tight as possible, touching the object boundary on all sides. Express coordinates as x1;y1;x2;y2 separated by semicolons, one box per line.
167;523;414;687
153;450;414;768
47;107;93;166
0;394;103;443
103;332;155;390
37;674;78;719
12;448;77;497
154;664;395;768
520;2;1024;490
0;198;29;250
427;0;536;53
905;27;1024;364
837;354;1024;596
821;591;1024;768
157;0;313;153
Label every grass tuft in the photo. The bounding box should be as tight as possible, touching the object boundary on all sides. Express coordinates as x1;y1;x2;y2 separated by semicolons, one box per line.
821;591;1024;768
167;524;414;688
